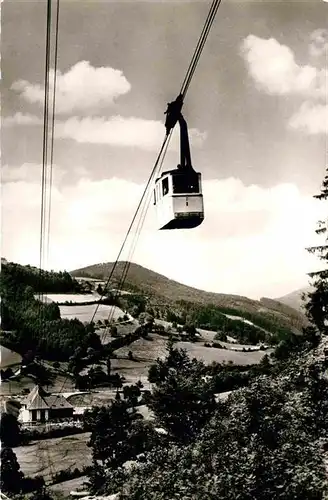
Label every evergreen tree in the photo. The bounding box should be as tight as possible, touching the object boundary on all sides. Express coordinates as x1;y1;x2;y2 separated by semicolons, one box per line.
0;413;21;447
0;447;24;493
306;168;328;333
147;344;215;443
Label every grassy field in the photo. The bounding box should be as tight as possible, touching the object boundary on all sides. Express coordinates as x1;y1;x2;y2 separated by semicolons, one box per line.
59;304;126;322
49;476;89;498
177;341;268;365
15;405;153;488
1;324;266;401
110;333;168;384
39;294;101;303
15;433;92;484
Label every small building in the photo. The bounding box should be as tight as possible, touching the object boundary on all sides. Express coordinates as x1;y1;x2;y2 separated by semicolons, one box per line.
19;385;74;423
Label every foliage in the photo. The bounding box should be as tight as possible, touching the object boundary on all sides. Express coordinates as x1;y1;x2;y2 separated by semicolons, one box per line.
84;400;161;479
138;312;154;326
1;262;99;360
0;412;21;447
122;383;141;407
1;262;82;294
21;424;85;443
119;293;146;318
52;466;91;484
147;343;216;443
98;360;328;499
305;168;328;334
0;447;24;493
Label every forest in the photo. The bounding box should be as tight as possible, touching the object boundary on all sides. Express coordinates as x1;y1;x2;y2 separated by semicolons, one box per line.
0;263;98;360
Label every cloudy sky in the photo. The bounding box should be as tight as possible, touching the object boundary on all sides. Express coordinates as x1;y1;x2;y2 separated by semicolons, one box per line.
2;0;327;299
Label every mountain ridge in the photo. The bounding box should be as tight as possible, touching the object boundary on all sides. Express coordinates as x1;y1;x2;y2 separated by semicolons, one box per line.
275;286;313;313
71;261;309;333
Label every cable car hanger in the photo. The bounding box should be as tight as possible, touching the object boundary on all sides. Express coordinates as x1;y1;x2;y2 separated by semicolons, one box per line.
153;93;204;230
164;94;194;172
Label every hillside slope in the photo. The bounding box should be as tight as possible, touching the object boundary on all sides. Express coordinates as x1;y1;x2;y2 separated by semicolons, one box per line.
71;262;308;333
275;286;313;312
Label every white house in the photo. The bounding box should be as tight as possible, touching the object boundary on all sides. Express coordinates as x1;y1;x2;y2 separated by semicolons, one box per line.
19;385;74;423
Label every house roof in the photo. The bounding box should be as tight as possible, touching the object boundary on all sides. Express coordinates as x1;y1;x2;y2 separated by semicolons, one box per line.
0;345;22;369
24;385;73;411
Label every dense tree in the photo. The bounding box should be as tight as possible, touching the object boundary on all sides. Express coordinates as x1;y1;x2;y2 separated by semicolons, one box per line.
138;312;154;327
84;331;102;351
84;401;139;468
0;447;24;493
84;365;109;388
147;343;215;443
123;384;141;408
183;322;197;340
215;329;228;342
1;262;98;360
100;363;328;500
305;168;328;334
0;413;21;447
0;262;81;294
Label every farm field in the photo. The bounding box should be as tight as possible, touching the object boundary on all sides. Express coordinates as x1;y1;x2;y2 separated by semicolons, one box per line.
109;332;267;385
37;293;101;303
49;476;89;498
112;333;168;383
15;433;92;484
59;304;127;322
177;341;268;365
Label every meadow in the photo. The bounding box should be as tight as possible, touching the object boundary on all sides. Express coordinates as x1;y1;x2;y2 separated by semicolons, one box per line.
59;304;127;322
15;433;92;484
42;294;101;303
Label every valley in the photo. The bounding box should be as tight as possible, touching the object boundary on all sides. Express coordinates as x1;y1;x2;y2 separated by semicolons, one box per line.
0;260;312;498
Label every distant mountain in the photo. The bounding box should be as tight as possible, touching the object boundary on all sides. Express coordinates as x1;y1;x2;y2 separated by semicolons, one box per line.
275;286;313;313
71;262;309;333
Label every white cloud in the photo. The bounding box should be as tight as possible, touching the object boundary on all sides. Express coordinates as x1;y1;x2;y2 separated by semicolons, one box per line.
55;115;206;151
2;112;42;127
11;61;131;114
2;173;324;299
289;102;328;135
241;34;327;135
2;163;65;184
2;112;206;151
241;35;326;98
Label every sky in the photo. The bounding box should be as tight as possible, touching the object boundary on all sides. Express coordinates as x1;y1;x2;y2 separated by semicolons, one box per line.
1;0;327;300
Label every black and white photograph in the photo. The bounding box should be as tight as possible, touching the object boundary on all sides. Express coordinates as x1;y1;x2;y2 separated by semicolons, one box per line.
1;0;328;498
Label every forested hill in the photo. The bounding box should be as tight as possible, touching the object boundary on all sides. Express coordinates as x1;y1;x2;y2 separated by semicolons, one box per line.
71;261;309;333
1;261;82;293
0;262;96;359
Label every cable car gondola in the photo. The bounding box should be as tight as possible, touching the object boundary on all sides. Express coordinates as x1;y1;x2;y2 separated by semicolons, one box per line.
154;96;204;230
